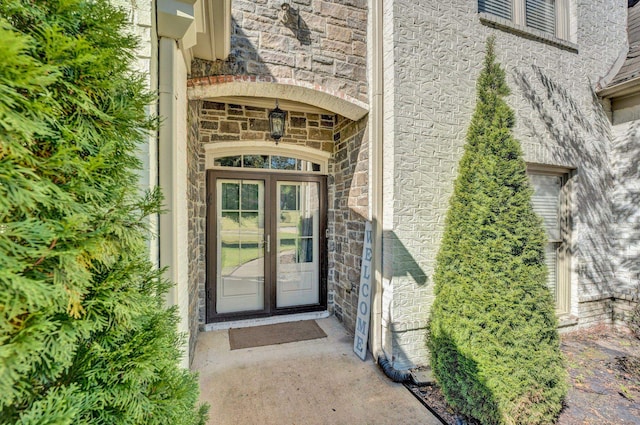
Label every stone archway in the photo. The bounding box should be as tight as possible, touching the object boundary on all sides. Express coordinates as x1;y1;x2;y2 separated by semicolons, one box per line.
186;81;370;336
187;76;368;121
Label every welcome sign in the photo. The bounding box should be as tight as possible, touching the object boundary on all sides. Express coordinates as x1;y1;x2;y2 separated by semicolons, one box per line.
353;221;373;361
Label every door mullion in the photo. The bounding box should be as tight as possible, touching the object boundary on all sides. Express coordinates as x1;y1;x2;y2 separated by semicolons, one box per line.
263;175;273;314
267;174;278;313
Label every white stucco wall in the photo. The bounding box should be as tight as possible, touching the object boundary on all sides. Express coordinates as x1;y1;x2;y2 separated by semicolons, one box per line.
384;0;628;369
611;108;640;300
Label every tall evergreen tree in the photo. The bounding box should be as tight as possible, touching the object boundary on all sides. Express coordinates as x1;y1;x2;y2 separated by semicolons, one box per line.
427;37;567;425
0;0;207;423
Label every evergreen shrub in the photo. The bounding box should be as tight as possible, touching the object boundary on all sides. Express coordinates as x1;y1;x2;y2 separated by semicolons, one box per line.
427;37;567;425
0;0;207;423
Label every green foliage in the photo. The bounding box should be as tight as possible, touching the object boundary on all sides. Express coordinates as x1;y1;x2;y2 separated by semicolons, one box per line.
427;37;567;425
0;0;207;423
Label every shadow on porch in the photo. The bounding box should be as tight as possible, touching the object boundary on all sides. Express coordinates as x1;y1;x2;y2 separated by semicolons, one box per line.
192;315;440;425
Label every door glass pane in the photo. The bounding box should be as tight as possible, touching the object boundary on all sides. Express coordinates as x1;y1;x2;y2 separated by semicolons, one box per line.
221;183;239;210
241;183;259;210
271;156;298;170
276;181;320;308
243;155;269;169
215;156;242;167
217;179;265;314
280;184;299;210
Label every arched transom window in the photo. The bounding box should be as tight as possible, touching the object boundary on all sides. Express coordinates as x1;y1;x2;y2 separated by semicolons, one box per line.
204;142;330;173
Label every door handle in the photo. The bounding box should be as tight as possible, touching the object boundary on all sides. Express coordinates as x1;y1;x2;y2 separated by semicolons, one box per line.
265;234;270;253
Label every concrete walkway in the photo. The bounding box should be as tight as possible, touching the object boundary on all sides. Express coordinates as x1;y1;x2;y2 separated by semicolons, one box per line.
192;316;441;425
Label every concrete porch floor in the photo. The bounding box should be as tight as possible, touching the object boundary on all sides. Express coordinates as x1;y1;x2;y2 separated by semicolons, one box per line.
192;315;441;425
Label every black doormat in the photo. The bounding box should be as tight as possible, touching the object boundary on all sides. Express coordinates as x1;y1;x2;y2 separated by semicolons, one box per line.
228;320;327;350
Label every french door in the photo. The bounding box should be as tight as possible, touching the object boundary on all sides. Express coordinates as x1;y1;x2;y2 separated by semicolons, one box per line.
206;171;327;321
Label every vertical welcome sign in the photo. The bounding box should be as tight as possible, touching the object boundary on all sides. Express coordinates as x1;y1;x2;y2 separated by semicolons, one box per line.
353;221;373;360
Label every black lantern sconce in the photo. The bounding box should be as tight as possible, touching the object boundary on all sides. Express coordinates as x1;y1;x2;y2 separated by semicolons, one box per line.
269;100;286;144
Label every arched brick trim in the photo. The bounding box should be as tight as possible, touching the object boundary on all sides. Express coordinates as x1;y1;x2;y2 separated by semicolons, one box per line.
187;75;369;121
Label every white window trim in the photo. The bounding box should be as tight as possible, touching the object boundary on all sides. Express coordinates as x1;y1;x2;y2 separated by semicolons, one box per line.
479;0;578;51
527;164;574;317
204;141;330;173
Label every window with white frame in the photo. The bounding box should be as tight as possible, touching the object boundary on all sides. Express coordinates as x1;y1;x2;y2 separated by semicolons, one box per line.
479;0;570;40
528;169;571;315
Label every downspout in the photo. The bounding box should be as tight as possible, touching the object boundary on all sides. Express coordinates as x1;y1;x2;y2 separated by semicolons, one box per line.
158;37;177;309
370;0;384;362
370;0;411;386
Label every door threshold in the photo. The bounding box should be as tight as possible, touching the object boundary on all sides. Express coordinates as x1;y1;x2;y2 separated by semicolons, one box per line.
200;310;331;332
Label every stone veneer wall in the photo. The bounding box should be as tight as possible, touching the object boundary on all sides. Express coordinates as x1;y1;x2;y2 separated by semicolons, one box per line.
198;101;335;151
190;0;368;103
189;100;348;325
187;100;203;363
327;116;369;333
384;0;628;369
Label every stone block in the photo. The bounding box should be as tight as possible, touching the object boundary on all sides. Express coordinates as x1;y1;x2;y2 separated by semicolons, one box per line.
319;1;348;20
291;116;307;128
265;64;294;78
327;24;352;43
249;118;270;131
321;39;352;56
304;14;327;33
201;121;219;130
335;61;357;79
219;121;240;134
352;40;366;58
202;101;225;111
261;50;296;67
295;53;312;70
261;32;290;51
308;127;332;140
241;131;266;140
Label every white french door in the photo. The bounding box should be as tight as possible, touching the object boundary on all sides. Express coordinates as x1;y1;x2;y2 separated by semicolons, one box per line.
207;172;326;321
276;181;320;308
215;179;266;314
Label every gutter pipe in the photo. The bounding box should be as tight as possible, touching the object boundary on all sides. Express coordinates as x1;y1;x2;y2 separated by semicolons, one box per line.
377;354;412;383
370;0;384;365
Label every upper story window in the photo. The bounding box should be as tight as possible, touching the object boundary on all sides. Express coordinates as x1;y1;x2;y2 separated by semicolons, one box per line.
479;0;570;41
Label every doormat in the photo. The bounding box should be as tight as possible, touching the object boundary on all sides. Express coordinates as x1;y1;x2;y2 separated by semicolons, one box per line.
228;320;327;350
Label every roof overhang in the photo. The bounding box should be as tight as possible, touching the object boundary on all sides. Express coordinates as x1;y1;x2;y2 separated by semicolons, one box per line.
598;76;640;100
157;0;231;61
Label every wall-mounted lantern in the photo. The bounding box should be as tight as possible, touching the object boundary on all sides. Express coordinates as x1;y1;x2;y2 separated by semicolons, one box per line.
278;3;297;29
269;100;286;144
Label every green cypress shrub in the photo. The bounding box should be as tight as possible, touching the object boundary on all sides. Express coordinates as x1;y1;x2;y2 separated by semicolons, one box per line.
0;0;207;423
427;37;567;425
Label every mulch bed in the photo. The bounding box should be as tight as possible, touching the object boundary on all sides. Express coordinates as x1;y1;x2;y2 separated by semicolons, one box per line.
406;326;640;424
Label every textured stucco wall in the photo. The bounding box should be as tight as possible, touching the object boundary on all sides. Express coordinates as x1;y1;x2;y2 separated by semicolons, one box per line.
611;113;640;301
385;0;628;369
190;0;368;103
112;0;157;190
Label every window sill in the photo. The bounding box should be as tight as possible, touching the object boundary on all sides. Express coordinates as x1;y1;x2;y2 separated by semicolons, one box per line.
557;314;578;328
479;12;578;53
